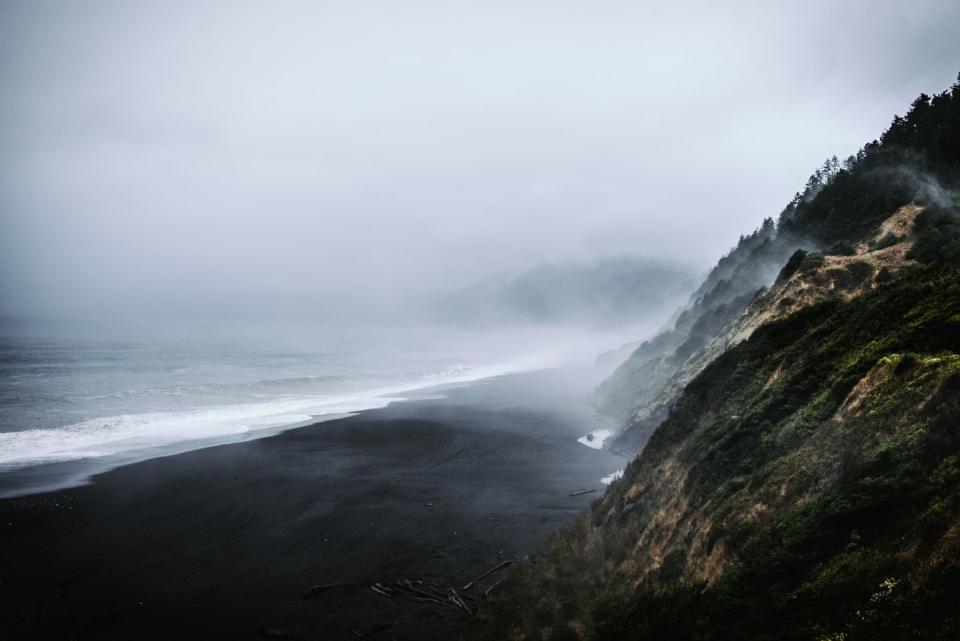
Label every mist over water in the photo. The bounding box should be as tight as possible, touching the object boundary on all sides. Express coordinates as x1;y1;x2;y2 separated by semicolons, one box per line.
0;316;663;491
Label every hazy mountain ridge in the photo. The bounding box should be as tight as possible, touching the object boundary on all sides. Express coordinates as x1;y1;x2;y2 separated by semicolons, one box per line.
431;257;697;327
465;76;960;640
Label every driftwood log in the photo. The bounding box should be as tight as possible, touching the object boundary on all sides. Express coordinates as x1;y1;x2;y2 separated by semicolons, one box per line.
448;587;472;615
483;578;504;597
366;562;514;615
370;581;459;610
461;560;512;591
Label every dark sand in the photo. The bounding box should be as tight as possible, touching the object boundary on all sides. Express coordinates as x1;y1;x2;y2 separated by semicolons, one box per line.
0;370;623;641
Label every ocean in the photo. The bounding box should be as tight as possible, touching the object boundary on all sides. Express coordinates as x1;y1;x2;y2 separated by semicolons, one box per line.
0;318;643;496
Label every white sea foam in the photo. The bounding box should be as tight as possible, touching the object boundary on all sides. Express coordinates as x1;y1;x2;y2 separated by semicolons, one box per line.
0;362;517;472
601;467;624;485
577;429;612;450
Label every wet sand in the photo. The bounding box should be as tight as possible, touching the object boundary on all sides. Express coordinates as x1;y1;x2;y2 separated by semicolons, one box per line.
0;370;623;640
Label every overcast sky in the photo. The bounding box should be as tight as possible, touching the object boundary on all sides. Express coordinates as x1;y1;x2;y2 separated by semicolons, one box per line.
1;0;959;321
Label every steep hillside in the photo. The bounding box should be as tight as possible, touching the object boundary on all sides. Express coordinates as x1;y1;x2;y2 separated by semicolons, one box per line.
727;204;922;345
595;219;799;445
466;77;960;640
599;76;960;454
603;203;923;454
472;263;960;641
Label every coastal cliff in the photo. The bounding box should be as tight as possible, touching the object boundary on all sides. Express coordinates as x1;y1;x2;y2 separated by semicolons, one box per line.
468;76;960;640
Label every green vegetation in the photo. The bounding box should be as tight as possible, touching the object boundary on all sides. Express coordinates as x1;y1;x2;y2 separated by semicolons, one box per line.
466;75;960;641
469;262;960;641
600;75;960;444
776;249;808;282
827;240;857;256
869;232;901;250
781;74;960;244
597;217;795;443
909;205;960;265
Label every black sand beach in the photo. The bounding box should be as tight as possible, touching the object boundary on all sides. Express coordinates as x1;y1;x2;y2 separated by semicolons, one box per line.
0;370;623;641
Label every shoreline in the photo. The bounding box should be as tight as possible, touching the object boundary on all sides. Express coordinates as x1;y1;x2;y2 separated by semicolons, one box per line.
0;370;539;500
0;369;624;640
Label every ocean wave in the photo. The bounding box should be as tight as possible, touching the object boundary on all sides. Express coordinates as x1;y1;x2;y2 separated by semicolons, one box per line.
60;365;503;402
0;361;518;471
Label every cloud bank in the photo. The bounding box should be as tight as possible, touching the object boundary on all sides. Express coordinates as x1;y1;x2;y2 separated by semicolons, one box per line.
1;0;959;320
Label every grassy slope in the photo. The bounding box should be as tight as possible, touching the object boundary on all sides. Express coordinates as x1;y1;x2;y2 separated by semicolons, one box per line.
600;77;960;454
464;77;960;641
467;262;960;641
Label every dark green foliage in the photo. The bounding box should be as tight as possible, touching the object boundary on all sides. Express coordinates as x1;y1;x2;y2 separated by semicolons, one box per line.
776;249;807;282
880;86;960;172
798;252;826;273
780;76;960;244
592;264;960;641
780;166;916;242
908;205;960;265
657;549;687;583
547;625;579;641
594;583;706;641
843;260;875;285
828;240;857;256
870;232;901;250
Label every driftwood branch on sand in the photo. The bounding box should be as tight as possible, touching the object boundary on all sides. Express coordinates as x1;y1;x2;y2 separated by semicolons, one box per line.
483;578;504;597
370;583;396;600
370;581;459;610
367;559;514;615
447;587;472;615
461;560;512;591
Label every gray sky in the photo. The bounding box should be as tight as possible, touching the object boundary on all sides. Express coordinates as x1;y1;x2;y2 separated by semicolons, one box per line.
1;0;959;321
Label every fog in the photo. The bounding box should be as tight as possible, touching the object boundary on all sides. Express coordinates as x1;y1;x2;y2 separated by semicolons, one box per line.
2;0;959;321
